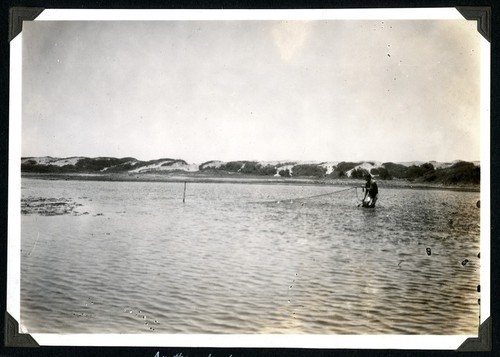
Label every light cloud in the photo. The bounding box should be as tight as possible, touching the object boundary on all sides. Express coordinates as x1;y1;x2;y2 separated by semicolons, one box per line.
272;21;312;62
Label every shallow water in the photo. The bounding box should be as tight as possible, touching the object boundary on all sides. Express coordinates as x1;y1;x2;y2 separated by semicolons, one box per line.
20;178;480;334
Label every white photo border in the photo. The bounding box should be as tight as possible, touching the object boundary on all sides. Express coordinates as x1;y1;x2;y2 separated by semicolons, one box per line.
7;7;491;349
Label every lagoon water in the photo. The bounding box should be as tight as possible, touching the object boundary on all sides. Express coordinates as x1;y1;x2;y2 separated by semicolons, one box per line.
20;178;480;335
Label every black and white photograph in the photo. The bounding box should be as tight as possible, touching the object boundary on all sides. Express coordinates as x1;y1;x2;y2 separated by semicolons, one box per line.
7;8;490;349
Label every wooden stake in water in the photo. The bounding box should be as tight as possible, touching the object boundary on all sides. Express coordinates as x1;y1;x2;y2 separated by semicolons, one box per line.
183;181;187;203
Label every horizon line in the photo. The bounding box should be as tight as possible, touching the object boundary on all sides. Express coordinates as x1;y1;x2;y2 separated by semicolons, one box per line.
20;155;481;165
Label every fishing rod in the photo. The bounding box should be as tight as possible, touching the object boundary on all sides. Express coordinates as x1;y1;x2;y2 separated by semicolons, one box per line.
294;186;356;201
355;186;365;206
262;186;357;204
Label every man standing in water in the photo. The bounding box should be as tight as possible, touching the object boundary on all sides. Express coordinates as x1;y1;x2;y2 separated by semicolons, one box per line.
362;174;378;208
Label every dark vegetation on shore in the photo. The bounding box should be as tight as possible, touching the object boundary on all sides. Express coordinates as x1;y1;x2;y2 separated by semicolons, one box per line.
21;157;480;186
197;160;479;185
21;157;188;174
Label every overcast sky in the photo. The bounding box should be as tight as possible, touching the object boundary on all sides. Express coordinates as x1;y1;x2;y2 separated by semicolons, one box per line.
21;18;481;163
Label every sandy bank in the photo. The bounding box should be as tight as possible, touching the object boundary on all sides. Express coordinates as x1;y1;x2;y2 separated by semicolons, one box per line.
21;172;480;192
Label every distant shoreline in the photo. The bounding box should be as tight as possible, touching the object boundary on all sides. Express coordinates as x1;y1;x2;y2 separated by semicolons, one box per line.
21;172;480;192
